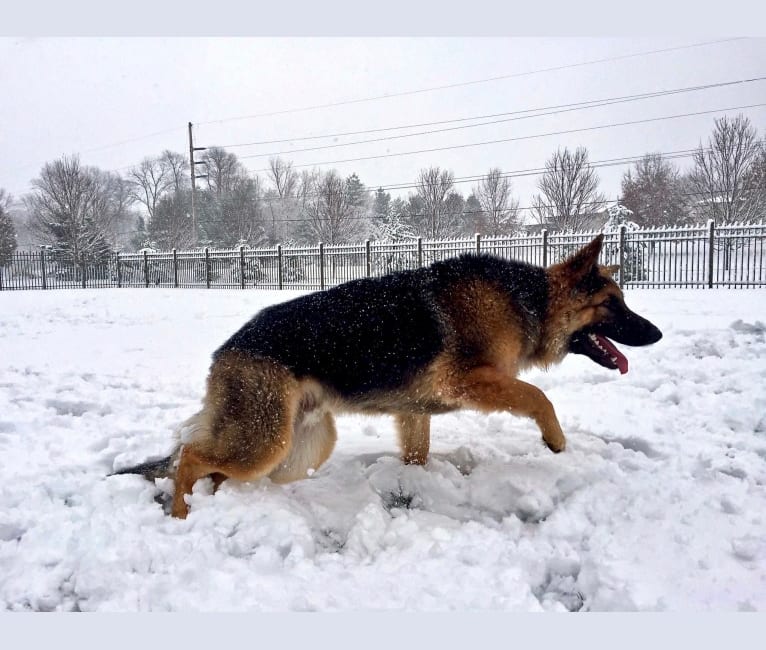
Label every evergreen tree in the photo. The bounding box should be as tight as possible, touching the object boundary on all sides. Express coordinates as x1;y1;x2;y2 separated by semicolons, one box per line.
603;203;646;282
345;173;367;209
372;194;416;273
130;215;150;251
0;190;17;267
463;193;485;236
372;187;391;223
148;191;194;250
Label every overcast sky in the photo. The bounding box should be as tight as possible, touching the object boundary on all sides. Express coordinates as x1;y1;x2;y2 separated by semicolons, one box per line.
1;37;765;210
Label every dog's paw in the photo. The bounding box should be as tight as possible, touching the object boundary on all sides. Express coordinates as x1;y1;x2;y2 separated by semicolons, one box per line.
544;437;566;454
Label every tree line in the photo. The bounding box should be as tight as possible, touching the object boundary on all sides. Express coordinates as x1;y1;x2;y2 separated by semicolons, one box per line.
1;113;765;264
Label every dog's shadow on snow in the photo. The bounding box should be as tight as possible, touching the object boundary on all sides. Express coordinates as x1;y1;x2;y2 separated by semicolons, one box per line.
338;446;575;525
149;446;578;526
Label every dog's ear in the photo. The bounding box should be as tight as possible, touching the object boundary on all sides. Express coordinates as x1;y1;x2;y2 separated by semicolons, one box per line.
601;264;620;277
561;235;603;281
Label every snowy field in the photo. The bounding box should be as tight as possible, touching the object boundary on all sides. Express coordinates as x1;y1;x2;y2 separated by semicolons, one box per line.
0;287;765;612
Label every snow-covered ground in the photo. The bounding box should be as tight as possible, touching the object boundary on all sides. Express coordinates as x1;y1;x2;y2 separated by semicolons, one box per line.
0;287;765;612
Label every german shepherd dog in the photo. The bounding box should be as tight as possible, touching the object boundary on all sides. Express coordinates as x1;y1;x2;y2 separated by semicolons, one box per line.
114;235;662;518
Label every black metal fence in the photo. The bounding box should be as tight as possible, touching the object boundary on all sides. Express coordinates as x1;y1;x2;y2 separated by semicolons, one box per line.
2;222;764;292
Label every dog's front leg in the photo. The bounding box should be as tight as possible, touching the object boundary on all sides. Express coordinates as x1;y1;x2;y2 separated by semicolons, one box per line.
454;366;566;453
395;413;431;465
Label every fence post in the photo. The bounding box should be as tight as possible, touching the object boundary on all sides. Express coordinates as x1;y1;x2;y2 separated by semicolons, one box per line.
542;229;548;267
707;219;715;289
81;256;87;289
618;225;626;289
173;249;178;288
277;244;283;290
319;242;325;290
239;245;246;290
40;249;47;290
116;253;122;288
143;250;149;288
475;233;481;254
365;240;371;277
417;237;423;267
205;247;211;289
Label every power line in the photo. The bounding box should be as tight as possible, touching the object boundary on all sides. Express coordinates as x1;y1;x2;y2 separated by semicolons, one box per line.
74;184;754;243
121;148;707;211
80;127;187;155
109;81;736;174
4;38;747;180
212;76;766;152
251;148;704;201
11;146;732;245
10;127;187;178
84;150;721;238
245;102;766;172
196;38;744;127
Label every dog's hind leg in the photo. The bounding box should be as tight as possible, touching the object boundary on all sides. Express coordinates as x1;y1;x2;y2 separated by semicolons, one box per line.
454;366;566;453
268;407;338;484
170;351;300;518
396;414;431;465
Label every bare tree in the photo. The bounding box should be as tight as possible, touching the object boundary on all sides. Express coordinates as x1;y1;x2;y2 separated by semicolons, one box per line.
222;175;267;247
532;147;606;231
303;170;363;244
268;157;298;199
96;170;134;244
621;153;689;227
414;167;464;238
128;156;171;222
202;147;245;195
297;170;319;209
198;174;268;248
474;168;519;236
26;155;128;261
160;150;190;194
688;115;762;223
260;158;300;244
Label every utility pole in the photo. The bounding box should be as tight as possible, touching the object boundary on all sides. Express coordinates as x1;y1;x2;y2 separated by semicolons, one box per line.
188;122;208;246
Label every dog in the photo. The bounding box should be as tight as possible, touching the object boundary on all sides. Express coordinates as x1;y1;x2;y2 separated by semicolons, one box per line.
114;235;662;518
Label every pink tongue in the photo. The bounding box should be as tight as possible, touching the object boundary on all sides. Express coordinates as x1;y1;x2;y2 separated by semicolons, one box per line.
595;334;629;375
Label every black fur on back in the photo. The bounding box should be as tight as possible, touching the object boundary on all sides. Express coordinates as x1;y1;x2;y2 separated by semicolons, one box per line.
215;254;549;398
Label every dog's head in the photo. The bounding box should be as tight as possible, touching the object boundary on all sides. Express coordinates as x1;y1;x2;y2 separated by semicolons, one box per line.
546;235;662;374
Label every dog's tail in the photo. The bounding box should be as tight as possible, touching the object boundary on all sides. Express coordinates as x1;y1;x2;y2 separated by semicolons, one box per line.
109;411;208;482
110;454;176;481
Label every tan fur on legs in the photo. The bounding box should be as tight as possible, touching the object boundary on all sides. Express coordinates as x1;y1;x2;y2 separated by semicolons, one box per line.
396;413;431;465
171;445;217;518
451;365;566;453
170;351;299;518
